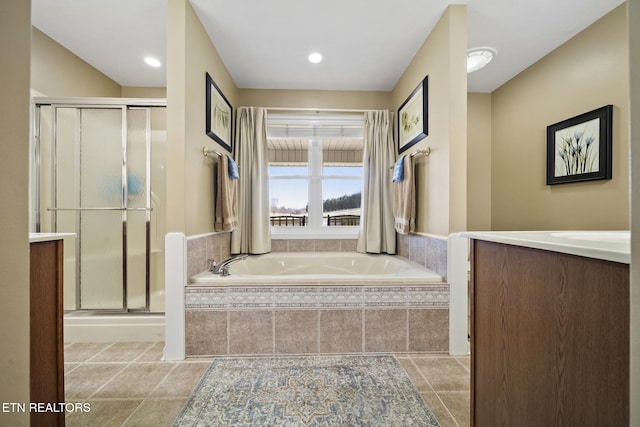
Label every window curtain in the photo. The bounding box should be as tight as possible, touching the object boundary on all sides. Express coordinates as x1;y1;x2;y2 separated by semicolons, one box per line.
231;107;271;254
356;110;397;254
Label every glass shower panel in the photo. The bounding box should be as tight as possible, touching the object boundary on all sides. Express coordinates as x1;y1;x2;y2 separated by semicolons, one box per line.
149;107;167;312
34;101;166;313
75;108;124;310
126;108;148;311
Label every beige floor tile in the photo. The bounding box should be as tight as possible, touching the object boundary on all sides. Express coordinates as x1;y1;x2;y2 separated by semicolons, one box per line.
64;342;113;363
88;342;157;363
136;341;166;362
64;363;126;399
455;355;471;371
64;362;81;375
65;399;142;427
413;356;470;391
93;362;175;399
122;398;187;427
438;391;471;427
397;358;433;393
150;362;210;398
419;391;459;427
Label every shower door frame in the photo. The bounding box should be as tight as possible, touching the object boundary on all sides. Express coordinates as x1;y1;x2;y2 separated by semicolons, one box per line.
32;97;166;313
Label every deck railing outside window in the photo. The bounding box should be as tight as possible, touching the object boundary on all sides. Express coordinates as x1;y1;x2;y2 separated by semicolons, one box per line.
269;214;360;227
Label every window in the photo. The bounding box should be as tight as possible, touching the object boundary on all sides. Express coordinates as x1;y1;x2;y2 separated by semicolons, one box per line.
268;137;363;236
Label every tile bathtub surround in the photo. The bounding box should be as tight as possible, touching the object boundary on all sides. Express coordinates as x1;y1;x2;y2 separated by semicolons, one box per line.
186;307;449;357
184;283;449;356
271;238;357;252
397;233;448;277
186;284;449;310
186;232;231;280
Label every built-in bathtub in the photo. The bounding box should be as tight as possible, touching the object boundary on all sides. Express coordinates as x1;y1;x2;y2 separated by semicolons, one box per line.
191;252;445;284
184;252;449;357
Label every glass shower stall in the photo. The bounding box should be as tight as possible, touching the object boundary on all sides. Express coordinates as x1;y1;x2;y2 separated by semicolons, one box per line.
31;98;166;313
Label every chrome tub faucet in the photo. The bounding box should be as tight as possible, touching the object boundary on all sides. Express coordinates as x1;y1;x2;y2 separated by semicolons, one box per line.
209;254;248;276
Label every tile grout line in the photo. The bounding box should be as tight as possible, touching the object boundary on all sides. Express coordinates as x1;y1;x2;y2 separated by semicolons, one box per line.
84;342;117;363
118;362;183;425
146;362;180;398
132;341;161;362
117;398;146;426
84;363;130;400
409;357;462;427
83;344;156;400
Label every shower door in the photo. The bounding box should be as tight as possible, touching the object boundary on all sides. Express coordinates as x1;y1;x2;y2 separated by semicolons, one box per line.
34;102;165;312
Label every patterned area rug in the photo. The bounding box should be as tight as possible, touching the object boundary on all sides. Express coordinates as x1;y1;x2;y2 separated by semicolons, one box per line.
172;355;440;427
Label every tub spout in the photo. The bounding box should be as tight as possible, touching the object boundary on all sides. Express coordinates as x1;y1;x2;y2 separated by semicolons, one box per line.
214;254;248;276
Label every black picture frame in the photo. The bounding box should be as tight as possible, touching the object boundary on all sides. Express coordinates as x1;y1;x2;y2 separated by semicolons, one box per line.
398;76;428;154
546;105;613;185
205;72;233;152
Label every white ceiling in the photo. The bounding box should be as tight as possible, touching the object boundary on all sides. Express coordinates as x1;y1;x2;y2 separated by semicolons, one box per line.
32;0;625;93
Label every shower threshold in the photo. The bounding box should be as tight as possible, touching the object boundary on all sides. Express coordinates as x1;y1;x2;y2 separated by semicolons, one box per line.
64;311;165;342
64;310;165;316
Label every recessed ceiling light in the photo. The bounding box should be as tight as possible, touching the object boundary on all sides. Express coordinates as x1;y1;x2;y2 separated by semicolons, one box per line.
308;52;323;64
467;47;496;73
144;56;161;68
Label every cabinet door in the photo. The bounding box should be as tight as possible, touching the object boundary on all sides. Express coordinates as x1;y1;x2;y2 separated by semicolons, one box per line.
30;240;65;427
470;240;628;427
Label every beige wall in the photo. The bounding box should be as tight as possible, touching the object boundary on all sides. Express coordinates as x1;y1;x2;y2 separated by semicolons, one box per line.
491;4;629;230
31;27;121;97
32;27;168;99
169;4;467;239
391;5;468;236
467;93;492;231
167;0;239;235
239;89;390;110
0;1;31;425
121;86;166;98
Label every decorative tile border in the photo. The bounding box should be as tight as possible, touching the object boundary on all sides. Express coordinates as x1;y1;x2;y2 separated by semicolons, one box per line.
186;284;449;310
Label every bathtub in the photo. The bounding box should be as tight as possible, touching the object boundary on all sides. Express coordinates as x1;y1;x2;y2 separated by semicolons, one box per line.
191;252;444;284
183;251;449;357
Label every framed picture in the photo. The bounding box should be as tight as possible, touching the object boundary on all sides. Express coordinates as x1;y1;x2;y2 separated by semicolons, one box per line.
546;105;613;185
205;72;233;152
398;76;428;154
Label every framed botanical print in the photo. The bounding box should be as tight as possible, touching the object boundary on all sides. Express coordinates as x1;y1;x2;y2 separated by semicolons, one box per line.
398;76;428;154
546;105;613;185
205;72;233;152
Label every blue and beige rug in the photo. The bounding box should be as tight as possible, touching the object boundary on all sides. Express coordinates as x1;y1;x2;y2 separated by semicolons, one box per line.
172;355;440;426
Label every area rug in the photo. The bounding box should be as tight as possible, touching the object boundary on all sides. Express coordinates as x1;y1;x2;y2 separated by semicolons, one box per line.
172;355;440;426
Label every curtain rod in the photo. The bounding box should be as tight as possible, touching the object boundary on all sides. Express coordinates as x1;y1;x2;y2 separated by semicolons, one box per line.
265;107;382;114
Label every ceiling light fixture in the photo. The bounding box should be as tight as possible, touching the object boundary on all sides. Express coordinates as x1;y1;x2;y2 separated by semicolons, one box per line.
308;52;323;64
144;56;161;68
467;47;496;73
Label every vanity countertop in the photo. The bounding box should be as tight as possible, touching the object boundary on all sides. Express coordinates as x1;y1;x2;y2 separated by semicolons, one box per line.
29;232;76;243
460;230;630;264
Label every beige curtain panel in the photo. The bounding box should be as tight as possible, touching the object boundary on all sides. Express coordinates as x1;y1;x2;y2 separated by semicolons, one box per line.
231;107;271;254
357;110;397;254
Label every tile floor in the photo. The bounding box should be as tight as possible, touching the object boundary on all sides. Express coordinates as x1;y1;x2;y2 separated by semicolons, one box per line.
64;342;470;427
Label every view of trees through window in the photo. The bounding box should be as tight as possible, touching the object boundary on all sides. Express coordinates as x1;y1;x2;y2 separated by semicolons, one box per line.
268;138;363;227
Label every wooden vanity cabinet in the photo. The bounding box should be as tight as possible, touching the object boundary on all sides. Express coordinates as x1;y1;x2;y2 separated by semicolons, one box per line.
30;239;65;427
470;239;629;427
